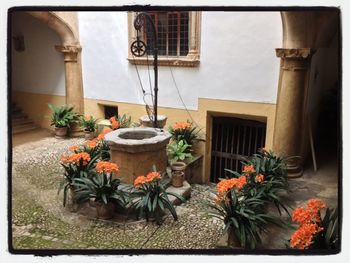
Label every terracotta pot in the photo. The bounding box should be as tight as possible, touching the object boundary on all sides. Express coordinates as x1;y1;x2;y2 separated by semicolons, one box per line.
84;130;95;140
170;161;187;172
54;126;68;138
95;202;115;220
228;228;242;248
171;170;185;187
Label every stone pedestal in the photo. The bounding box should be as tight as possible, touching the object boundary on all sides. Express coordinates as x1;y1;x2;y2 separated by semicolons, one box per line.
105;128;171;184
273;48;314;177
139;115;167;129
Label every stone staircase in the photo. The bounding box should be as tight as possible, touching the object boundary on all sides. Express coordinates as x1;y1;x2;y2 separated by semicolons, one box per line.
11;102;38;135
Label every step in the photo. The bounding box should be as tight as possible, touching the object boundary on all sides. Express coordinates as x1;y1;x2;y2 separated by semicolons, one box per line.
12;123;38;134
12;112;29;120
12;107;22;114
12;118;34;126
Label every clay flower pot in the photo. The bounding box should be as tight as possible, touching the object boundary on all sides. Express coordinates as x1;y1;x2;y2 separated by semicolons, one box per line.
171;170;185;187
170;161;187;172
95;202;115;220
228;228;242;248
84;130;95;140
54;126;68;138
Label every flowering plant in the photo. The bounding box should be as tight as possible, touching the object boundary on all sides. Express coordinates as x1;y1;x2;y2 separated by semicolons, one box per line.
80;115;97;132
289;199;339;249
58;151;97;206
225;149;290;215
130;171;185;224
109;114;131;130
168;121;202;147
206;176;283;248
73;161;127;207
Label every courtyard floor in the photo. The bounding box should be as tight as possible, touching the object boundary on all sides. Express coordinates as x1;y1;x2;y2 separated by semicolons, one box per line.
11;129;339;251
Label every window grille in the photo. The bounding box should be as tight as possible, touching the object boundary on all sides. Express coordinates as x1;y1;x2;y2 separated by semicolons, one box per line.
210;117;266;183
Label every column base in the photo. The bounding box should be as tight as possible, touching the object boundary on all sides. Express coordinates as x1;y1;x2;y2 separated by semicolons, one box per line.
286;163;304;178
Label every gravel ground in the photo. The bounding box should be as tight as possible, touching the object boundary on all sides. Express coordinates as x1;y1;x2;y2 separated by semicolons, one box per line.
11;135;339;251
11;136;224;250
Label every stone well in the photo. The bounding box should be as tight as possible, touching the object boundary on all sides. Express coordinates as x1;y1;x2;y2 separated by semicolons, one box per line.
105;127;171;184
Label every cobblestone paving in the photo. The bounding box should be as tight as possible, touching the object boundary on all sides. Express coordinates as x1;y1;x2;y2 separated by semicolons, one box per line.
11;136;223;250
11;134;338;251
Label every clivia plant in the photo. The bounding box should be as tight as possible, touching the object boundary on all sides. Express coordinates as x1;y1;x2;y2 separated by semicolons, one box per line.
73;161;127;207
130;171;185;225
168;121;202;148
80;115;97;132
205;176;284;249
225;148;290;215
289;199;339;249
58;151;98;206
109;114;132;130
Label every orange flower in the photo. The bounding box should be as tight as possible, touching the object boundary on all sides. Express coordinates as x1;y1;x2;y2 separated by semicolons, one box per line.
134;175;147;187
85;115;92;121
145;171;161;182
292;199;326;225
216;176;247;195
69;145;80;152
290;223;323;249
85;140;97;148
96;161;119;174
173;121;192;130
292;207;315;225
61;152;91;166
242;165;256;174
307;199;326;211
110;116;120;130
96;128;113;140
60;154;70;164
134;172;161;187
255;174;265;183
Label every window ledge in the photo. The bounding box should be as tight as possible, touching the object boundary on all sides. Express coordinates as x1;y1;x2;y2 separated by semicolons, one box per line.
127;56;200;67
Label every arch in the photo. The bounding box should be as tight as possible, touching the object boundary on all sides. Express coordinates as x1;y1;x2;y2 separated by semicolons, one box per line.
25;11;84;136
27;11;78;45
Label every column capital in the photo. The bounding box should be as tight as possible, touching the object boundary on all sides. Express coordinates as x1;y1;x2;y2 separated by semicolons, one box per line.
276;48;315;59
55;45;82;62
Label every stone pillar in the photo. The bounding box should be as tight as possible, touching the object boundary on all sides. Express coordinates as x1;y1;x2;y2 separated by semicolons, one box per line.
56;45;84;136
273;48;314;177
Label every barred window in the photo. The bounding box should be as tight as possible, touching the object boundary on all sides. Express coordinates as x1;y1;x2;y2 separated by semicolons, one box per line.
128;11;201;67
143;12;189;57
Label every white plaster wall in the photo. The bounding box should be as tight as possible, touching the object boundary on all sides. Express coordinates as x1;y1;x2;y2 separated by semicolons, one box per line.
79;11;282;110
11;12;65;96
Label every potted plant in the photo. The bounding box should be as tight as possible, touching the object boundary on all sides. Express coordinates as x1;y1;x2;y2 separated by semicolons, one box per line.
109;114;132;130
80;115;97;140
168;121;202;150
131;171;185;225
167;140;193;187
73;161;127;219
58;151;95;208
206;176;284;248
289;199;339;249
48;104;79;138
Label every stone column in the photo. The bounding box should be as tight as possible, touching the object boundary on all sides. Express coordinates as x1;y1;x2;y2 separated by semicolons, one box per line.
273;48;314;177
56;45;84;137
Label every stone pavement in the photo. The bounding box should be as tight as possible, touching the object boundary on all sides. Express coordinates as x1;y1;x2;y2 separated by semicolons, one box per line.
11;129;339;250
